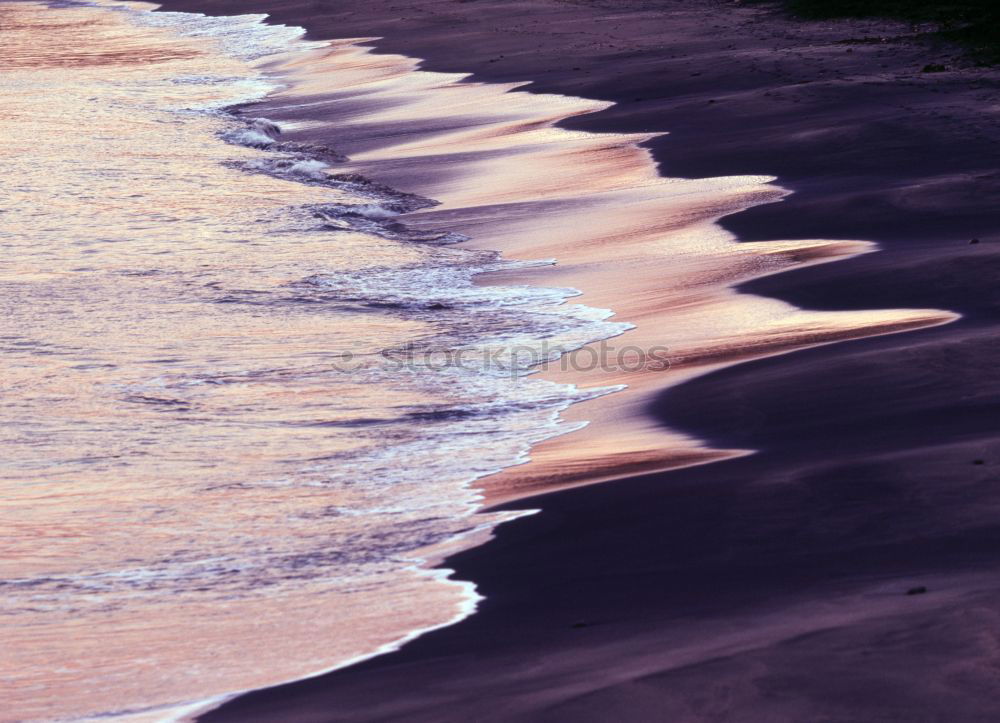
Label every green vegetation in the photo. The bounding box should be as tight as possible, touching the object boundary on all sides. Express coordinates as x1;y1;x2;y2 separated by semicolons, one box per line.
771;0;1000;61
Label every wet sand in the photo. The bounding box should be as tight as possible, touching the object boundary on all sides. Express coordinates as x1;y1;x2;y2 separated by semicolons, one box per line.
149;0;1000;719
235;35;952;507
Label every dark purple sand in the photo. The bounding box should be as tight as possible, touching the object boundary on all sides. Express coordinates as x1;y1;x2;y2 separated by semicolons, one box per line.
153;0;1000;718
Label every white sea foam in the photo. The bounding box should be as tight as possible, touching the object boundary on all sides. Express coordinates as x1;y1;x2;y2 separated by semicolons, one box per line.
223;117;283;147
0;1;631;720
287;158;330;178
226;127;276;147
329;203;400;220
251;117;282;137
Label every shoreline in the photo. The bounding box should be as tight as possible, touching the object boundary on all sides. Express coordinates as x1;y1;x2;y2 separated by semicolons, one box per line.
208;10;954;505
143;0;1000;719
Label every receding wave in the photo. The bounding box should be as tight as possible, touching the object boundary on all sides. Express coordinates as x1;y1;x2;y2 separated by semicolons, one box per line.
0;1;630;720
0;0;956;720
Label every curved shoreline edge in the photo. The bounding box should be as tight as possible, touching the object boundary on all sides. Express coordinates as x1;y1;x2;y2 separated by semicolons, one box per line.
141;0;1000;720
221;21;955;508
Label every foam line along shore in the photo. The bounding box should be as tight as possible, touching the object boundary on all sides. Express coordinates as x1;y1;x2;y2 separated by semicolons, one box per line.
5;0;990;720
168;0;1000;721
1;1;625;719
201;14;954;506
142;1;1000;721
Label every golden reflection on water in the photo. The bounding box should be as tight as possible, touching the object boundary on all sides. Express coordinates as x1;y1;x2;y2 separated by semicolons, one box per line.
1;3;534;719
1;1;957;720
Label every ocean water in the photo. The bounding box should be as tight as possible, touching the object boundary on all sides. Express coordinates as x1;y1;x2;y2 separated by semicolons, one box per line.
0;1;627;719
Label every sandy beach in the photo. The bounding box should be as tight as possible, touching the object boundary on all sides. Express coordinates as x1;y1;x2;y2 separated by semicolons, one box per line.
138;0;1000;719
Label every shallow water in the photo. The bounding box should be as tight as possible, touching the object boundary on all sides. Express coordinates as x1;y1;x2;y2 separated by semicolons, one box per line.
0;2;627;719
